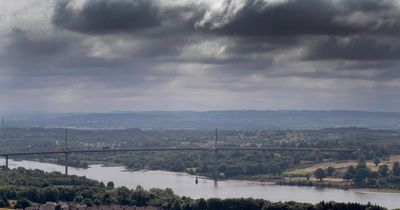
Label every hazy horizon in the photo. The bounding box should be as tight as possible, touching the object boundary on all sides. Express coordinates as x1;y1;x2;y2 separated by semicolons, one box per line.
5;108;400;115
3;109;400;130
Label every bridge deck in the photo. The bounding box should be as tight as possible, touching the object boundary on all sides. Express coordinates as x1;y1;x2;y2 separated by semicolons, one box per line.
0;147;358;156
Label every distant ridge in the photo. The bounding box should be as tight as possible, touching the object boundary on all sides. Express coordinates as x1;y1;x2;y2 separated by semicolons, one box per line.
4;110;400;130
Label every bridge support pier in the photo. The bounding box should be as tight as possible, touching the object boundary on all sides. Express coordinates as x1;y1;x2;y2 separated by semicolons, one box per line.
65;152;68;175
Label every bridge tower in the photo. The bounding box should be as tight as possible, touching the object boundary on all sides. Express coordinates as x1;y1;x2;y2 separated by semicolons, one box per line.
65;129;68;175
213;128;218;183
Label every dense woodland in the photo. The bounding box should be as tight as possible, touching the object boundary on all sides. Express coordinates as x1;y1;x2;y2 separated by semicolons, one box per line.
0;168;386;210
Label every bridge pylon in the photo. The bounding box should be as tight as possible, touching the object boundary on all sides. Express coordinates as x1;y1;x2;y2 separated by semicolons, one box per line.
214;128;218;183
65;129;68;175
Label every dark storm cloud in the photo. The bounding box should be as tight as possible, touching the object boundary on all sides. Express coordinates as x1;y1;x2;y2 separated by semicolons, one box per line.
6;0;400;78
52;0;161;34
7;29;68;57
1;29;112;75
51;0;400;37
201;0;400;37
1;28;182;73
305;36;400;61
48;0;400;63
203;0;353;36
0;28;178;90
342;0;393;11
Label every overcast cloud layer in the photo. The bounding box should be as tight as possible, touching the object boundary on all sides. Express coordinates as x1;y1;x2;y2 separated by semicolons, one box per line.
1;0;400;112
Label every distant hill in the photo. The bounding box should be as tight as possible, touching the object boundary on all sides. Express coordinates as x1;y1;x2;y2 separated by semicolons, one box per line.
4;110;400;130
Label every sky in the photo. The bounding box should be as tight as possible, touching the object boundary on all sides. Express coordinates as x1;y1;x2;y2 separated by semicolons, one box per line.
1;0;400;113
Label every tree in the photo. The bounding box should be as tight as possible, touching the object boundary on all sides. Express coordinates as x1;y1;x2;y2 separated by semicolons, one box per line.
327;167;335;176
80;189;95;200
99;182;106;188
0;196;9;208
83;198;93;207
207;198;222;210
102;192;116;206
354;168;369;186
131;186;149;207
393;162;400;176
15;198;31;209
104;197;116;205
369;171;379;179
195;198;207;210
374;157;381;166
171;199;183;210
344;166;356;180
171;160;185;172
41;187;60;202
116;187;131;205
0;200;6;208
356;157;367;169
92;199;101;206
379;164;389;177
314;168;326;181
107;181;115;188
73;195;84;203
306;173;310;181
269;164;282;175
23;187;40;202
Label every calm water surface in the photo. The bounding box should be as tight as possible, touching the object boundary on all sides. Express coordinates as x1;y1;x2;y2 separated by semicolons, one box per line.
4;159;400;209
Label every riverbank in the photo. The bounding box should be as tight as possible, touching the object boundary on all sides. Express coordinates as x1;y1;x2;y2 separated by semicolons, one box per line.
11;157;400;195
352;188;400;194
5;158;400;209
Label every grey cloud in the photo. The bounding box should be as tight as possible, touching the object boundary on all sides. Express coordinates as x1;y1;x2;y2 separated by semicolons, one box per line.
1;29;112;75
7;29;68;57
1;28;182;72
341;0;393;12
52;0;161;34
305;36;400;60
201;0;400;37
0;28;178;90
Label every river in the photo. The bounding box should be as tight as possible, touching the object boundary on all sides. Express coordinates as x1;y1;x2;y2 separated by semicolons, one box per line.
4;159;400;209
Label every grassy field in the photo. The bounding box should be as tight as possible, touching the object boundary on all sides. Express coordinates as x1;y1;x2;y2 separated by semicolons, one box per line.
279;155;400;188
285;155;400;176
